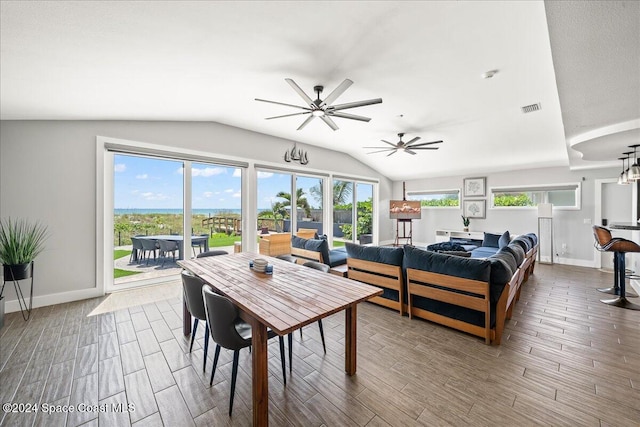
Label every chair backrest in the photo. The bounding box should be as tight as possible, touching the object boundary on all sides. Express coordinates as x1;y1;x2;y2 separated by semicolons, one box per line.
140;239;158;250
297;228;318;239
158;239;178;251
131;237;143;250
197;250;229;258
181;270;207;320
302;261;330;273
593;225;613;249
202;286;251;350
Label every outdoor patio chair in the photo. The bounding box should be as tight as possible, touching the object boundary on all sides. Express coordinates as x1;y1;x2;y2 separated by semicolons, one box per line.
139;238;158;265
202;286;287;415
158;239;179;267
130;236;143;262
196;250;228;258
192;233;209;257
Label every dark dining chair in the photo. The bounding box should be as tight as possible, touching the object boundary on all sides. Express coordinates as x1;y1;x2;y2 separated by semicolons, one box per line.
202;286;287;416
181;271;211;371
286;260;328;372
158;239;179;267
276;254;297;263
192;233;209;257
196;250;229;258
139;238;158;265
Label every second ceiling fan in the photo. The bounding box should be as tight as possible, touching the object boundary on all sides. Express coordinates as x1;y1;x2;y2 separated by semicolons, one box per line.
365;133;443;156
256;78;382;131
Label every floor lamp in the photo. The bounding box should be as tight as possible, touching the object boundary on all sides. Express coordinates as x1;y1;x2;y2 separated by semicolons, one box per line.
538;203;553;264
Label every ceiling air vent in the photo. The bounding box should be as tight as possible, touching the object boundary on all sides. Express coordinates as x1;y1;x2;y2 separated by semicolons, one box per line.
521;103;541;113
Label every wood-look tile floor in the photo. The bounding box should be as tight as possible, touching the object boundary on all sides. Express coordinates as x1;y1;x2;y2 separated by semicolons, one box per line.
1;264;639;426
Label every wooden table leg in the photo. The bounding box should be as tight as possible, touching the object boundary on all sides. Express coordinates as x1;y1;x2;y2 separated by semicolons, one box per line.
250;317;269;426
183;300;191;336
345;304;357;375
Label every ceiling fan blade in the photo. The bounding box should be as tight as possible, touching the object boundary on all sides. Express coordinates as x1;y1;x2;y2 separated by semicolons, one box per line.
297;115;315;130
410;140;443;147
255;98;310;110
328;111;371;122
367;149;396;154
285;78;315;107
381;140;398;148
386;150;398;157
410;147;440;150
320;79;353;107
404;137;421;146
363;145;392;148
405;149;417;155
320;115;339;131
266;112;311;120
331;98;383;111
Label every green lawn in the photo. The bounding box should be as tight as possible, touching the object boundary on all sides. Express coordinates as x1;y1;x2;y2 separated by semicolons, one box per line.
114;249;131;260
114;268;142;279
209;233;242;247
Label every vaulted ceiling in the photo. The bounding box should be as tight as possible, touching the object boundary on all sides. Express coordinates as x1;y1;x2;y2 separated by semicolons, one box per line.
1;1;637;180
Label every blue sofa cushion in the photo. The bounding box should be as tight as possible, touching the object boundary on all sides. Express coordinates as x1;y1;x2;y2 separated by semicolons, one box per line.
328;247;347;267
498;231;511;248
482;232;501;248
525;233;538;246
503;244;525;266
470;246;500;258
346;243;404;266
291;235;331;266
495;248;518;272
511;238;530;253
488;254;515;288
426;242;467;253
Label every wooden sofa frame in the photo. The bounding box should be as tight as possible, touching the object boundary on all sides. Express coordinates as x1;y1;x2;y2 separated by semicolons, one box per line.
290;246;323;264
406;268;510;345
347;258;405;316
258;233;291;257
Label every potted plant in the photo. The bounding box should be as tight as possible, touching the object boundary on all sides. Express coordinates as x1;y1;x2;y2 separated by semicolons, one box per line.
461;215;470;232
0;218;48;326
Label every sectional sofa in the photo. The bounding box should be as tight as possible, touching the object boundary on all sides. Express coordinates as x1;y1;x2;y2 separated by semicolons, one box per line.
344;233;538;345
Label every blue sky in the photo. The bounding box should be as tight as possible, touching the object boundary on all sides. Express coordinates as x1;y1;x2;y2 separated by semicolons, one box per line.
114;154;371;211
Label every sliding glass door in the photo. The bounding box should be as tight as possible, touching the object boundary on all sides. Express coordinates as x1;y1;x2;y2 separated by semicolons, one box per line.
332;179;375;246
113;154;184;285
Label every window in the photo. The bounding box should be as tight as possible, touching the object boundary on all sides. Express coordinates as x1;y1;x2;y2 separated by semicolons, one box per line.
406;189;460;207
491;183;581;209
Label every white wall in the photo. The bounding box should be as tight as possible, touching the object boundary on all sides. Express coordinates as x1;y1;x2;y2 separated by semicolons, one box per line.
0;120;393;309
392;166;620;266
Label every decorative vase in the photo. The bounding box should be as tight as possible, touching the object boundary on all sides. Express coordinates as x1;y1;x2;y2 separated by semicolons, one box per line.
3;263;32;281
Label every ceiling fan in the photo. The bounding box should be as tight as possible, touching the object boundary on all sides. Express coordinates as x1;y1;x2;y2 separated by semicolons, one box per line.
255;78;382;131
365;133;443;156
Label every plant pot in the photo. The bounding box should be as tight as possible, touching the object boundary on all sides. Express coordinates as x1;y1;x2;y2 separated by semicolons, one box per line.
3;263;32;281
463;227;469;232
359;234;373;245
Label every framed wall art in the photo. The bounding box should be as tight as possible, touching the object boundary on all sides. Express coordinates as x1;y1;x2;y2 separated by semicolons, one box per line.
463;177;486;197
463;199;486;218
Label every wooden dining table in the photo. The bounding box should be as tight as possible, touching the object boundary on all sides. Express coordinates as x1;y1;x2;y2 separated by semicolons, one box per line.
178;252;382;426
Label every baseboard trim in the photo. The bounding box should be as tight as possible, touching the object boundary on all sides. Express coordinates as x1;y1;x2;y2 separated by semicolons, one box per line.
551;257;593;268
4;287;105;313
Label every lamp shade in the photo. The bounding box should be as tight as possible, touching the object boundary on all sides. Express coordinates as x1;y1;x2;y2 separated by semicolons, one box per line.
537;203;553;218
629;163;640;181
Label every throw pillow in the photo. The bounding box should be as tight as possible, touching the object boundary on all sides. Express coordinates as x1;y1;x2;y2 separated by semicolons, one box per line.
482;232;501;248
498;231;511;248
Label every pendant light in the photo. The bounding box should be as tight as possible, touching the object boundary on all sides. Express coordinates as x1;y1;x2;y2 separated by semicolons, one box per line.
622;151;633;184
628;145;640;181
618;156;629;185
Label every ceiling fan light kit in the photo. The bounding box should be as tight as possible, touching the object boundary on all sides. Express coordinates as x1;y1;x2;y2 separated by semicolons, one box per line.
256;78;382;131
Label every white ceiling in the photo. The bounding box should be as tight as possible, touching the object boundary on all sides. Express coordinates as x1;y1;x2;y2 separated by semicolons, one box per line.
1;1;637;180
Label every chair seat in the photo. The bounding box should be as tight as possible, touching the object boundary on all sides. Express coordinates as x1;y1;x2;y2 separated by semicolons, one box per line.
608;239;640;253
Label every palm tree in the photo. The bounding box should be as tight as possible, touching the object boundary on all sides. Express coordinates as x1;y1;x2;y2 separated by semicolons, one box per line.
276;188;311;217
309;180;353;206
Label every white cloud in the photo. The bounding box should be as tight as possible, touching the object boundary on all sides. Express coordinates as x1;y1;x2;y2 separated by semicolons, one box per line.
114;163;126;172
141;192;169;201
193;167;226;177
224;188;234;193
257;171;273;179
233;169;241;177
136;174;148;180
219;198;225;202
203;191;214;198
232;192;241;198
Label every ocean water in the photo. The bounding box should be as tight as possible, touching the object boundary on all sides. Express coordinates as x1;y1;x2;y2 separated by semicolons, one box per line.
114;208;244;215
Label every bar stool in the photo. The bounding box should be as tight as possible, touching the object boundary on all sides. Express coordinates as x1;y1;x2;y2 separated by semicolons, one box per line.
593;226;640;310
592;226;638;298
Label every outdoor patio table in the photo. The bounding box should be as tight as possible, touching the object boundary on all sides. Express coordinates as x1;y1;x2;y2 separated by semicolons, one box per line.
178;252;382;426
136;235;209;260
